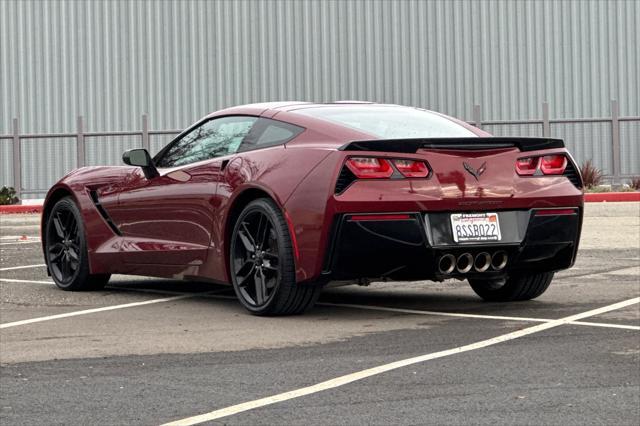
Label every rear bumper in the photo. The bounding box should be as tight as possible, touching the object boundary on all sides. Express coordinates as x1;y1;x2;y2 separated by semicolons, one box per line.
321;208;582;282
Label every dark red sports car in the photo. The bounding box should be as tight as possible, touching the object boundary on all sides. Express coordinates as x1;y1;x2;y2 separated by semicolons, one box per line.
42;102;583;315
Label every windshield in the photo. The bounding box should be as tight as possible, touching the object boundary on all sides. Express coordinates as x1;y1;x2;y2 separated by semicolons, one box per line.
295;106;476;138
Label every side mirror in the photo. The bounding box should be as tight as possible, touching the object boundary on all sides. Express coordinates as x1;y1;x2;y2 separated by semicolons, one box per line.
122;149;159;179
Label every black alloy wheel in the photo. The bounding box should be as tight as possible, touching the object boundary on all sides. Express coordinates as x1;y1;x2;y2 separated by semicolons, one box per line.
45;197;110;290
232;209;281;307
230;198;321;315
47;205;81;284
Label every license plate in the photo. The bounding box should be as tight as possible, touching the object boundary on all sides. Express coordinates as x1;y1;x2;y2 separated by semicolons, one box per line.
450;212;501;243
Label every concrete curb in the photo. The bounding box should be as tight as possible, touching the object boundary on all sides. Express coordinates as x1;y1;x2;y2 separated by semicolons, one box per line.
1;192;638;214
0;205;44;214
584;192;640;202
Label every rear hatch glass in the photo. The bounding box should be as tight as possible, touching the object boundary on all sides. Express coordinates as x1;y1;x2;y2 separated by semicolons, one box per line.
295;106;476;138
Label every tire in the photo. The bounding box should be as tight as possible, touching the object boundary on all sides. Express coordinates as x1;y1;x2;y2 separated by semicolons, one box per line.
229;198;321;315
44;197;110;291
468;272;554;302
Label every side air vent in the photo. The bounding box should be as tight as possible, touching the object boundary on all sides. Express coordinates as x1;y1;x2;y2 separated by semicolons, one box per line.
563;160;583;189
335;166;357;194
89;190;122;236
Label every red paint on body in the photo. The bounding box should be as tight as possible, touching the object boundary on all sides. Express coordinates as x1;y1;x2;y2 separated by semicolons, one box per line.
36;103;591;285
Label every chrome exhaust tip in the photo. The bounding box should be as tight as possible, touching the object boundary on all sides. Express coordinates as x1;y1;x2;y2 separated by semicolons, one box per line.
438;254;456;274
474;252;491;272
456;253;474;274
491;251;508;270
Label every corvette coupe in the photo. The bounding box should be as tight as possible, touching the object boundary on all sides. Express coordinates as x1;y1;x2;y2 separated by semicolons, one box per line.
42;102;584;315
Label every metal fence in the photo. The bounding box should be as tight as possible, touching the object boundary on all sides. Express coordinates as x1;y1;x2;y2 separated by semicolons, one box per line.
1;100;638;200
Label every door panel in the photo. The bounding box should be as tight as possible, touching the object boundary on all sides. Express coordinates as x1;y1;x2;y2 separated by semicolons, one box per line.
106;115;258;267
108;160;223;265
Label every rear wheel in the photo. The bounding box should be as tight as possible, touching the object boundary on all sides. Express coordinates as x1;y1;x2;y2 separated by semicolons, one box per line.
468;272;554;302
45;197;110;291
230;198;321;315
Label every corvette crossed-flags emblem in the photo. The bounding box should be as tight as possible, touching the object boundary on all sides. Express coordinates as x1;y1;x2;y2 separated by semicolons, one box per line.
463;161;487;181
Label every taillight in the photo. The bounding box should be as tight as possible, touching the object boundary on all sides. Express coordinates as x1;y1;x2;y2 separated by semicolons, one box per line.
345;157;393;178
516;154;568;176
392;159;430;178
540;155;567;175
515;157;539;176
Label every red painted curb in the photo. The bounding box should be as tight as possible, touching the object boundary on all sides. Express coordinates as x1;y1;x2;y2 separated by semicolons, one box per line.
0;192;638;214
584;192;640;202
0;205;43;214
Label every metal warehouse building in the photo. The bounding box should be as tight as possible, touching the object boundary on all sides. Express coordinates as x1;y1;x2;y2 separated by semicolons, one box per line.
1;0;638;199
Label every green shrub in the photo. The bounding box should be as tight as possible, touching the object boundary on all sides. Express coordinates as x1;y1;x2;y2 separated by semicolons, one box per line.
0;186;20;205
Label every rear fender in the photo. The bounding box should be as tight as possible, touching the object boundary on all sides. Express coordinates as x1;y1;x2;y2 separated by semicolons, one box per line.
283;151;345;283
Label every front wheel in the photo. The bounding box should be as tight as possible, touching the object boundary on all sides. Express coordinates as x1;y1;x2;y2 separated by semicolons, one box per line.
468;272;554;302
45;197;110;291
229;198;321;315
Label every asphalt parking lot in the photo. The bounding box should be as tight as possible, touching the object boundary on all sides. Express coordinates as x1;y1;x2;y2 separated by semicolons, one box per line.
1;203;639;425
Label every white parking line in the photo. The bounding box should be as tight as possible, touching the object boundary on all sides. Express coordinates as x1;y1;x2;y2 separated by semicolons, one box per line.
161;297;640;426
0;289;229;329
0;295;193;329
0;241;41;246
320;302;551;323
1;278;637;331
0;278;231;296
319;302;640;331
0;236;40;240
0;264;46;271
570;320;640;331
0;278;53;284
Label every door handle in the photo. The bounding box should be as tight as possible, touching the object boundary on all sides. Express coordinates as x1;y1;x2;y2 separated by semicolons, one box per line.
221;159;230;170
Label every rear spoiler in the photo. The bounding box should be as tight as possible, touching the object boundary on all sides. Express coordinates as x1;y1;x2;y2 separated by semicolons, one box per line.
338;137;564;153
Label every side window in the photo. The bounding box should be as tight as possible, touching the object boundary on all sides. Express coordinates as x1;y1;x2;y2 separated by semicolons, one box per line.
238;118;304;152
156;116;257;168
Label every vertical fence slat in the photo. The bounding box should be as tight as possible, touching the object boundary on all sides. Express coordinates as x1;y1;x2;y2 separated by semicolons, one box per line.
12;118;21;200
76;116;85;168
142;114;150;152
610;100;620;185
473;105;481;129
542;102;550;137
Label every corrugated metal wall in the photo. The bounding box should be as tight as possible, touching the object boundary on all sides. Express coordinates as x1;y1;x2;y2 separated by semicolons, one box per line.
1;0;638;196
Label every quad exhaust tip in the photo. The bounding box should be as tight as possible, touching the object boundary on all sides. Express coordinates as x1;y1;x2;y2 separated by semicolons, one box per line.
438;251;508;274
438;254;456;274
455;253;474;274
491;251;508;270
474;252;491;272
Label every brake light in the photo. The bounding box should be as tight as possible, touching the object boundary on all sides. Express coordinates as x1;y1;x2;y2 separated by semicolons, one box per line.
515;157;539;176
516;154;568;176
345;157;393;178
392;159;430;178
540;155;567;175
